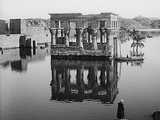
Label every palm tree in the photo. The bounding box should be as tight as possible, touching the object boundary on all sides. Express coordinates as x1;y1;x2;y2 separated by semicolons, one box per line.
130;29;145;57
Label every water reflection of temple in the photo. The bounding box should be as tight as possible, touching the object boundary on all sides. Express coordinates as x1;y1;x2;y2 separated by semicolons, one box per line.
0;48;50;72
11;48;50;72
50;56;120;104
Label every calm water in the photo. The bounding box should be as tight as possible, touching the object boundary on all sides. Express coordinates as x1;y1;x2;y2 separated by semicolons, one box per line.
0;37;160;120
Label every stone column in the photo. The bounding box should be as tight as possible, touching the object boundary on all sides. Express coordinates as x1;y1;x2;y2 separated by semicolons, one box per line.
113;37;118;57
61;29;64;37
49;28;56;46
58;20;61;28
100;28;103;44
64;29;70;47
100;28;105;44
76;27;83;48
82;28;88;44
55;29;58;40
87;27;92;43
52;29;56;46
88;33;91;43
105;29;110;45
57;29;61;38
104;29;111;56
92;29;98;50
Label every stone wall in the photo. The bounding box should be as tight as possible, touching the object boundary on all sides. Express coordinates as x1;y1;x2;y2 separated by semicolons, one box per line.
0;20;8;34
22;19;51;44
9;19;51;46
0;19;51;49
24;26;51;44
10;19;21;34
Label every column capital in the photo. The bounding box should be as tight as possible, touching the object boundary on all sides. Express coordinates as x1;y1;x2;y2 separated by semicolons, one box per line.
91;29;98;37
49;28;57;34
75;27;83;34
99;27;106;33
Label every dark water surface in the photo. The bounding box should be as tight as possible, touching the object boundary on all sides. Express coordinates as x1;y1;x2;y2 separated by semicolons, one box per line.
1;37;160;120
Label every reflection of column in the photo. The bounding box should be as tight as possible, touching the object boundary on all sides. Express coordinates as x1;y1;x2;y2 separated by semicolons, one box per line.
88;68;92;88
92;29;98;50
106;62;112;102
113;60;118;81
106;62;111;90
50;66;57;100
52;67;57;84
100;65;106;87
76;66;85;95
64;68;71;95
87;66;98;92
106;60;119;103
76;28;83;48
92;65;98;94
11;59;28;72
57;73;63;90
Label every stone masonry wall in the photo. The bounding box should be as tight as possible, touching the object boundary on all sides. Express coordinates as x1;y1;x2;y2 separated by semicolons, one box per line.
0;20;8;34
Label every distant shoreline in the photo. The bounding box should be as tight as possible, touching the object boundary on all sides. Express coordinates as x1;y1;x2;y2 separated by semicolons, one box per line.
137;29;160;32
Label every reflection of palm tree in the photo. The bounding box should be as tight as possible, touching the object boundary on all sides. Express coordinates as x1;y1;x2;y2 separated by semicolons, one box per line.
131;41;144;57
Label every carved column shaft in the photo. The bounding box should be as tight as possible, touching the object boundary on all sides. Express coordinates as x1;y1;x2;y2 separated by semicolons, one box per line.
100;28;106;44
50;28;56;46
92;29;98;50
76;66;84;94
76;28;83;48
82;28;88;44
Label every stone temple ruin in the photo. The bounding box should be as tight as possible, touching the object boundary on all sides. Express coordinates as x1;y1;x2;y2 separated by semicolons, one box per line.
49;12;120;59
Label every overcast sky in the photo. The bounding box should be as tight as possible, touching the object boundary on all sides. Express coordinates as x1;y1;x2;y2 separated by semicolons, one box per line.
0;0;160;19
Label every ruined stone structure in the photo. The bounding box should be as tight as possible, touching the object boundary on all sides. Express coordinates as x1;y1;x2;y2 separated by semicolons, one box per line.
49;13;120;58
0;20;8;34
9;19;51;48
